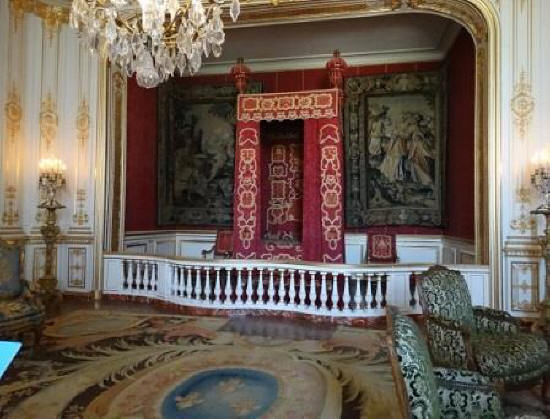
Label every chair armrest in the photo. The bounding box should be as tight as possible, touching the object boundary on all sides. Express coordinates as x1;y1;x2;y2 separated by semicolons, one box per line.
425;315;477;370
472;306;520;334
437;377;503;418
433;367;490;386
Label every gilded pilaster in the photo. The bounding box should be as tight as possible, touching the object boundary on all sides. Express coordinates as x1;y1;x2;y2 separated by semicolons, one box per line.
1;1;24;233
509;1;536;237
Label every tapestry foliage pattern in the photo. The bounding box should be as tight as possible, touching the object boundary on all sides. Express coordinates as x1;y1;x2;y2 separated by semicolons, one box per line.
158;82;261;226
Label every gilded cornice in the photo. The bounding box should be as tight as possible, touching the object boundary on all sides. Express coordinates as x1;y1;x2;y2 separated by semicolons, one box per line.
9;0;68;26
407;0;488;44
7;0;489;46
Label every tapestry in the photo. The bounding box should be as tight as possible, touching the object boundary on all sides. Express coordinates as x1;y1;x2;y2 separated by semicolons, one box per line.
158;81;261;226
344;70;447;227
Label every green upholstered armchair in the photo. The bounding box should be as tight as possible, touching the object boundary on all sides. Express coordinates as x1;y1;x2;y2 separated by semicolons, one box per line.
0;240;45;348
417;265;550;401
386;306;503;418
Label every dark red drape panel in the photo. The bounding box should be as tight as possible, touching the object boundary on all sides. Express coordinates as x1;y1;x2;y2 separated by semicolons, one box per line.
233;120;262;259
303;119;321;261
317;118;344;262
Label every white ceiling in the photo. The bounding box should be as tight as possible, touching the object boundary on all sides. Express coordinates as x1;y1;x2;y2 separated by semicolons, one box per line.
202;13;462;73
38;2;463;73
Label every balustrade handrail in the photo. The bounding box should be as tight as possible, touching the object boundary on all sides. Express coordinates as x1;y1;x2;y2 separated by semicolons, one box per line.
102;252;490;318
103;251;488;274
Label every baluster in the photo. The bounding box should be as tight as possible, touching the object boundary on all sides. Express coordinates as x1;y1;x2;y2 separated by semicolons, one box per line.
278;269;285;305
409;272;417;307
236;268;243;304
370;273;379;308
380;274;387;307
179;266;186;297
267;269;275;306
256;269;264;304
136;261;143;290
144;263;150;291
214;268;221;304
153;264;158;291
170;265;176;296
353;274;362;310
204;268;211;302
123;260;129;289
288;269;296;305
309;271;317;309
331;273;339;311
195;267;202;300
224;268;232;304
320;272;328;310
342;274;351;312
365;273;372;309
298;270;306;307
185;266;193;298
245;268;253;305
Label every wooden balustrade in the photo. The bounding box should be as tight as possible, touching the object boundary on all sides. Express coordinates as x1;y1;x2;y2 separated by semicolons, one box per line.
103;253;490;317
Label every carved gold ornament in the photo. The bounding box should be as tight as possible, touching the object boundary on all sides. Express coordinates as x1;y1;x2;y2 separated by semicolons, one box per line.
73;188;88;226
510;187;536;233
10;0;66;36
40;93;58;152
4;89;22;141
2;186;19;226
76;99;89;145
511;72;535;139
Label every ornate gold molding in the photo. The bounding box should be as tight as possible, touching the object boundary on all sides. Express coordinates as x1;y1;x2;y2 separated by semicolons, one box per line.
76;99;89;147
511;261;539;312
511;71;534;139
40;92;58;153
4;88;22;143
504;238;542;257
73;188;89;226
407;0;488;44
73;99;90;226
10;0;68;26
510;187;536;233
2;87;22;227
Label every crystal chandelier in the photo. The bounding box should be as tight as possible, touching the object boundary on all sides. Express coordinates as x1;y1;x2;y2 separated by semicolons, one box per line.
70;0;241;88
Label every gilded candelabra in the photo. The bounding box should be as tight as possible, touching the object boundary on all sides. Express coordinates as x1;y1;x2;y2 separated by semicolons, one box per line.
38;158;66;310
531;151;550;337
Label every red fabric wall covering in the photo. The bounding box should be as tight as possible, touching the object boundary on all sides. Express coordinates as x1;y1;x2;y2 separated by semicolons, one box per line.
126;78;158;231
125;56;474;238
445;29;476;240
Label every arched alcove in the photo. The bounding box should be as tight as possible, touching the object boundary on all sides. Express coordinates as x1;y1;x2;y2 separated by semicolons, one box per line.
102;0;502;306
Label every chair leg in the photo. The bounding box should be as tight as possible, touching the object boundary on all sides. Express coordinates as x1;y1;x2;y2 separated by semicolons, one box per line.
542;373;550;404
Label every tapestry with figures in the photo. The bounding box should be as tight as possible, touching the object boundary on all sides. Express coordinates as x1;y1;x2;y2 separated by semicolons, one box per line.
344;70;447;227
158;81;261;226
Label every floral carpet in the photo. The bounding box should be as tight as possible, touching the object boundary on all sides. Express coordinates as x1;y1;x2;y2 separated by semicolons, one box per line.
0;310;399;418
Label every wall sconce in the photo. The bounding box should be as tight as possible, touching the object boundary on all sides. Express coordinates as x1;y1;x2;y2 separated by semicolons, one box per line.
530;148;550;337
37;157;66;312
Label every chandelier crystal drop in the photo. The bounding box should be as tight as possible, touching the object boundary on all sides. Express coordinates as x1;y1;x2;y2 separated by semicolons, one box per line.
70;0;241;88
